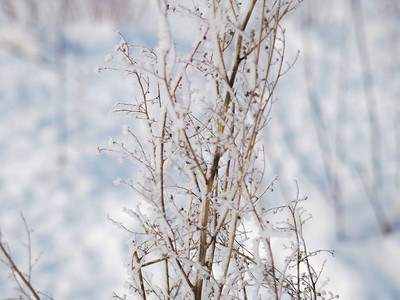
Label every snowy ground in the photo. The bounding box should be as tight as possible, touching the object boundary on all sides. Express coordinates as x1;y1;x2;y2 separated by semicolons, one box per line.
0;1;399;299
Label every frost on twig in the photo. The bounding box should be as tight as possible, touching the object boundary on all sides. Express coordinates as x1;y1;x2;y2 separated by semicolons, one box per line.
101;0;335;299
0;213;52;300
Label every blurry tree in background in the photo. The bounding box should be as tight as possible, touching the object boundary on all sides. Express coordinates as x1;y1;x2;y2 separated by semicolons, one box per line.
0;1;153;298
265;0;400;239
0;0;148;168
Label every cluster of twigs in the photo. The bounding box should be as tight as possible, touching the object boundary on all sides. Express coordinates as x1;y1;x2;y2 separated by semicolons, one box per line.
0;213;52;300
99;0;335;299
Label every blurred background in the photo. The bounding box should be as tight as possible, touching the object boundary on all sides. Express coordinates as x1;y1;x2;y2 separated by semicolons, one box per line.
0;0;399;299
